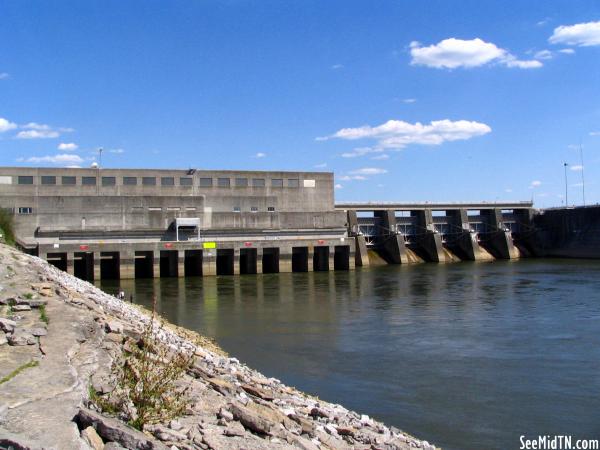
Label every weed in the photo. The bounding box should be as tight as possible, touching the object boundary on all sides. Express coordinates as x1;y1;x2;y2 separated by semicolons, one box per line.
39;304;49;324
23;292;33;300
0;360;39;385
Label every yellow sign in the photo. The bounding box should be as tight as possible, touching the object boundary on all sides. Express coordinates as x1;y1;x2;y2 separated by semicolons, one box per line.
203;242;217;249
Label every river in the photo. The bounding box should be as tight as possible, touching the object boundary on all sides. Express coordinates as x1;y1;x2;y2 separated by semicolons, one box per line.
98;259;600;450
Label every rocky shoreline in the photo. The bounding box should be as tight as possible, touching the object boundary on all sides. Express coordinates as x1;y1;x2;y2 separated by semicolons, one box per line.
0;243;436;450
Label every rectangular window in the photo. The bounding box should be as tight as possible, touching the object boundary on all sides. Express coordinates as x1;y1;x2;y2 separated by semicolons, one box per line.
62;176;76;185
102;176;116;186
82;176;96;186
166;207;180;211
252;178;265;187
18;207;33;214
161;177;175;186
250;206;259;213
180;177;193;186
199;177;213;187
142;177;156;186
17;176;34;185
271;178;283;187
267;206;276;212
186;207;197;211
148;207;161;211
287;178;299;188
233;206;241;212
235;178;248;187
41;176;56;185
123;177;137;185
217;178;230;188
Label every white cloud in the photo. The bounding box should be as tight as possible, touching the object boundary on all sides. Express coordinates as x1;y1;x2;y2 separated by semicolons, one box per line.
334;184;343;189
58;142;78;151
320;118;491;149
371;154;389;160
15;122;73;139
331;64;344;70
537;18;551;27
403;98;417;103
570;164;584;171
341;147;383;158
530;180;542;188
505;188;513;193
338;175;368;181
254;152;266;158
534;50;553;60
549;21;600;47
0;73;9;80
559;48;575;54
349;167;387;176
20;154;84;165
409;38;542;69
0;117;17;133
109;148;124;154
590;131;600;136
314;163;327;169
16;129;59;139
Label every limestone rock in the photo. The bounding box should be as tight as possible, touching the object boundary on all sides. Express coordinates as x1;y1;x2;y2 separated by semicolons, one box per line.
7;330;36;346
104;443;127;450
11;305;31;312
229;401;275;435
208;377;237;396
0;317;16;333
27;327;47;337
0;332;7;346
242;384;275;401
28;299;47;308
82;425;105;450
105;320;123;334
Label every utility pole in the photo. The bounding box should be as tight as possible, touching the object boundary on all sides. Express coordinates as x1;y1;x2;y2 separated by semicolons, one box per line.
580;142;586;206
563;162;569;207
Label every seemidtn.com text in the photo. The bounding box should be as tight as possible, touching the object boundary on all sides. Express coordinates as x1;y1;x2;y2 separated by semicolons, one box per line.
520;436;599;450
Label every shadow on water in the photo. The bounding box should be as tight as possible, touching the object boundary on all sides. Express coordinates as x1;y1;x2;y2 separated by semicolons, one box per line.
98;259;600;450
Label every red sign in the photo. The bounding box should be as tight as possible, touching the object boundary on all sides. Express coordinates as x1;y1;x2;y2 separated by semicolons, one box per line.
244;242;253;247
317;240;325;245
164;243;173;249
79;245;89;251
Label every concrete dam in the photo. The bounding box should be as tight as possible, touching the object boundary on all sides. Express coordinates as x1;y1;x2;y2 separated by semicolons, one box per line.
0;166;554;281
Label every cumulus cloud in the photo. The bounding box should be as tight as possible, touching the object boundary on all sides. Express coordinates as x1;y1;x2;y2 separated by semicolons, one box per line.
0;117;17;133
570;164;584;171
320;118;491;149
58;142;78;151
109;148;124;154
334;184;343;189
254;152;267;158
534;50;553;60
16;122;73;139
341;147;383;158
349;167;387;176
371;154;389;160
559;48;575;54
549;21;600;47
18;154;84;165
409;38;542;69
314;163;328;168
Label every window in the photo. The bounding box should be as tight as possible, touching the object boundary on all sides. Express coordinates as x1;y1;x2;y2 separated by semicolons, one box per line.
18;207;33;214
82;176;96;186
102;176;116;186
271;178;283;187
233;206;241;212
199;177;213;187
17;176;34;185
41;176;56;185
288;178;299;188
62;176;76;185
235;178;248;187
161;177;175;186
252;178;265;187
166;207;180;211
142;177;156;186
217;178;230;188
123;177;137;185
250;206;259;213
186;207;197;211
267;206;276;212
180;177;193;186
148;207;161;211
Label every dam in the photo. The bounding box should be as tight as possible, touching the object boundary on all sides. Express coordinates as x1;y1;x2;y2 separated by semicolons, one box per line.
0;166;543;281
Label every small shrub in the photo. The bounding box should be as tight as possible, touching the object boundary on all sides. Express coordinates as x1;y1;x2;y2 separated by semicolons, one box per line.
23;292;34;300
91;299;194;430
39;305;49;324
0;209;15;246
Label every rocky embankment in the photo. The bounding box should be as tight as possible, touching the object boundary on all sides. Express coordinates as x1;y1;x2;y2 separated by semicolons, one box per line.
0;243;436;450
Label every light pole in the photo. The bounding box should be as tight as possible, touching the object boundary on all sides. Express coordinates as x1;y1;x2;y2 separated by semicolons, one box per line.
563;162;569;207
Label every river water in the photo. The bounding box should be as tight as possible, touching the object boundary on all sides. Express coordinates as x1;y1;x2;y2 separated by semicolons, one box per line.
98;259;600;450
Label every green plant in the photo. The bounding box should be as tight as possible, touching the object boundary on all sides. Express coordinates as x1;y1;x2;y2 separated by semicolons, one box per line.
0;360;39;385
91;300;194;430
23;292;34;300
0;209;15;246
39;304;49;324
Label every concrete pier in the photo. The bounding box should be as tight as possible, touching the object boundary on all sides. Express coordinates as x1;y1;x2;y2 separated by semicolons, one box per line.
412;210;445;262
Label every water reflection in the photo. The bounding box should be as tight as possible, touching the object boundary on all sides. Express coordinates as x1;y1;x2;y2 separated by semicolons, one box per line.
98;259;600;450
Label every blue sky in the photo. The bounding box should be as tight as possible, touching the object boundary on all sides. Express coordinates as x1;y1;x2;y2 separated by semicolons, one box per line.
1;1;599;207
